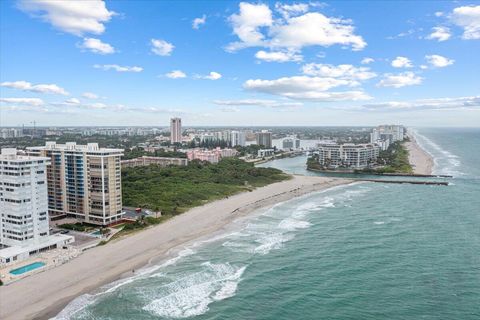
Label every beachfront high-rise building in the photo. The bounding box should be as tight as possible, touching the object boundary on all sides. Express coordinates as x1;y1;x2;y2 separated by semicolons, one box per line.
0;149;73;265
370;125;405;150
231;131;246;147
170;117;182;144
27;142;124;226
314;143;380;169
255;130;272;148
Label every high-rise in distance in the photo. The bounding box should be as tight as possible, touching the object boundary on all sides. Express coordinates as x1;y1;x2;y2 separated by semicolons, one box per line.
170;117;182;144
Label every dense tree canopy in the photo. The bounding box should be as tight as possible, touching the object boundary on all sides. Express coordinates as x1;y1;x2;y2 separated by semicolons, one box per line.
122;158;289;215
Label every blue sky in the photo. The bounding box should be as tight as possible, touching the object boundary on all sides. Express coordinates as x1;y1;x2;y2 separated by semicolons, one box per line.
0;0;479;127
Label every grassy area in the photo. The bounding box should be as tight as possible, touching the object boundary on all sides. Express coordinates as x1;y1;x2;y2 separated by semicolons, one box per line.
122;158;290;216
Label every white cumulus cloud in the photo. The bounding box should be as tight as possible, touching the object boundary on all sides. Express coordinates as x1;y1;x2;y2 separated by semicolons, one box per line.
226;2;366;52
17;0;115;36
255;50;303;62
362;96;480;111
197;72;222;80
165;70;187;79
192;15;206;29
1;80;69;95
79;38;115;54
64;98;80;105
93;64;143;72
82;92;99;99
361;57;374;64
275;3;309;19
450;5;480;40
213;99;302;108
301;63;377;81
377;72;423;88
426;26;451;42
391;56;413;68
0;97;44;106
425;54;454;68
151;39;174;56
244;76;371;101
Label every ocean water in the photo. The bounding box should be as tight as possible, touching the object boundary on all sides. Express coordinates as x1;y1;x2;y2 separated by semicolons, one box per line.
55;128;480;320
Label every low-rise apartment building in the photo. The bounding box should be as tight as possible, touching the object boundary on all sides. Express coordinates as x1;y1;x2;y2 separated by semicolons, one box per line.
186;147;237;163
121;156;188;168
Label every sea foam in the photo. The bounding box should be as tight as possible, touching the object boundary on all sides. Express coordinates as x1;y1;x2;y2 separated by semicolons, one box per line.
143;262;246;318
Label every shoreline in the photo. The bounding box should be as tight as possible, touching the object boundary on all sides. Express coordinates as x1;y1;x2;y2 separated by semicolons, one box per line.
405;132;434;175
0;175;351;320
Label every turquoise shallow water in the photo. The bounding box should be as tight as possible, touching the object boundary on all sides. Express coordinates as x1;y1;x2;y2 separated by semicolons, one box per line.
56;128;480;320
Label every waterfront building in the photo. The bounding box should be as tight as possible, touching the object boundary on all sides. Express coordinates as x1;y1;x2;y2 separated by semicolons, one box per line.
231;131;246;147
27;142;124;226
186;147;237;164
258;149;275;158
370;125;404;150
315;143;380;169
121;156;188;168
282;136;301;150
370;125;405;151
0;149;74;265
255;130;272;148
170;117;182;144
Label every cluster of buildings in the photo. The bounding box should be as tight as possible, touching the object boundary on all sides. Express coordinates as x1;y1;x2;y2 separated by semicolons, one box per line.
121;156;188;168
0;141;127;265
0;127;51;138
0;149;74;265
370;125;405;151
186;147;237;164
312;125;405;170
82;127;162;136
282;136;301;150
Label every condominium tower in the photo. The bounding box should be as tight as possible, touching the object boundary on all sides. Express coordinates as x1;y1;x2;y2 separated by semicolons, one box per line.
231;130;246;147
170;117;182;144
0;149;73;265
27;142;124;226
314;143;380;169
255;130;272;148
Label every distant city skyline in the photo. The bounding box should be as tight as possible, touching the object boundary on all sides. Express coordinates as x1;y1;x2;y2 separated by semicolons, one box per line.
1;1;479;127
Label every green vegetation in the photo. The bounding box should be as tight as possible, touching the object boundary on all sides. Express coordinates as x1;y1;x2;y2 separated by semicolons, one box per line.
0;279;3;286
306;155;322;170
360;141;413;174
58;222;87;232
122;158;289;216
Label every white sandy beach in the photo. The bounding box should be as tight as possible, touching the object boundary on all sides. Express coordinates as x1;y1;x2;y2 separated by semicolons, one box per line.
0;175;350;320
405;134;434;175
